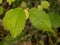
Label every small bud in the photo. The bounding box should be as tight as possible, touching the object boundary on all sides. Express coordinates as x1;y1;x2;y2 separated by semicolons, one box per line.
24;9;29;19
41;1;50;9
38;5;43;11
21;1;27;8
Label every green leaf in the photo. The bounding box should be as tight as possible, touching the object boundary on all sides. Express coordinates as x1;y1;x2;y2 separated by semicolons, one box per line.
48;12;60;28
3;7;26;38
0;6;4;15
29;8;53;32
7;0;15;5
0;0;2;4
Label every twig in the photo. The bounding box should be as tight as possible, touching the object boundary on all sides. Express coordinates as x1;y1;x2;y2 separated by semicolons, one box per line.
20;30;37;41
47;32;54;45
12;30;37;45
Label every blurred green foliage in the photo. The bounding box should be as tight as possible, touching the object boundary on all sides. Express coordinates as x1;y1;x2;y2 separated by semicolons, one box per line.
0;0;60;45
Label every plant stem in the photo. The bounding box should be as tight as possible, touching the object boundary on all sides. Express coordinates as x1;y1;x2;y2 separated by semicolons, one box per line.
47;32;54;45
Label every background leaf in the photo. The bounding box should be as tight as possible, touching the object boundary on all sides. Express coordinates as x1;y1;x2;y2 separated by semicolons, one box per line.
48;12;60;28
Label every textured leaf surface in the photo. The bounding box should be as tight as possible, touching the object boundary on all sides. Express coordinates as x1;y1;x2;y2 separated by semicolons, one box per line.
3;8;26;38
48;12;60;28
29;8;53;32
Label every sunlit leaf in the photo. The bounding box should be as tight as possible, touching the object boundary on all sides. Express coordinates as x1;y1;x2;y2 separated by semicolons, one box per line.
3;7;26;38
